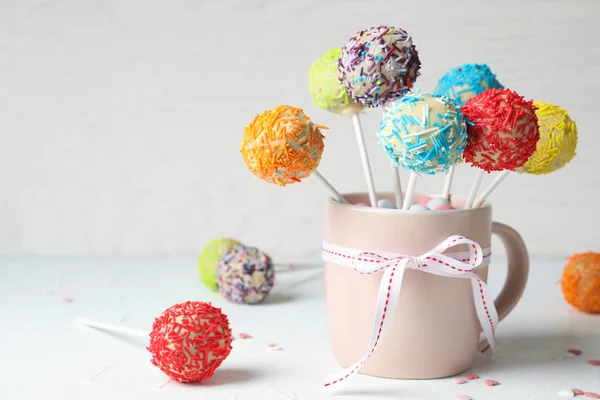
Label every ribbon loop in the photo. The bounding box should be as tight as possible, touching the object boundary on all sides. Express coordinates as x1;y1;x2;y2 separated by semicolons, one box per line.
322;235;497;392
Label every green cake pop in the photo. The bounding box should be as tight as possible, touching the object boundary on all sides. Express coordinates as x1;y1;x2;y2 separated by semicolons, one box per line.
198;238;240;291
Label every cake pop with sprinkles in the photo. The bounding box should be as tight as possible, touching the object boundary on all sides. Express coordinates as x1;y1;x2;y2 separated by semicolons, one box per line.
338;25;421;107
309;48;377;207
434;64;503;107
562;252;600;314
309;48;364;115
147;301;233;383
241;105;347;202
378;92;467;209
198;238;240;291
378;92;467;174
217;244;275;304
518;101;577;175
461;88;540;172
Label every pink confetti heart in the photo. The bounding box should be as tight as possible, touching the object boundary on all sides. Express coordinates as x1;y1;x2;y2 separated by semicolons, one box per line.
584;393;600;399
568;349;583;356
452;377;467;385
455;396;471;400
573;389;585;396
267;343;283;351
238;333;253;339
484;379;500;387
588;360;600;366
464;373;480;380
60;297;73;303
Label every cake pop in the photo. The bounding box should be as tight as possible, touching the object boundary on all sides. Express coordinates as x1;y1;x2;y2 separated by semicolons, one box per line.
198;238;240;291
461;88;540;208
309;49;377;207
434;64;503;108
378;92;467;209
338;25;421;107
217;244;275;304
78;301;233;383
241;105;346;202
309;48;364;115
561;252;600;313
518;101;577;175
474;101;577;206
434;63;503;199
148;302;233;382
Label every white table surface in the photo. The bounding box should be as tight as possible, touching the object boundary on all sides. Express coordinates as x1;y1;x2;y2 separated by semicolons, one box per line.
1;256;599;400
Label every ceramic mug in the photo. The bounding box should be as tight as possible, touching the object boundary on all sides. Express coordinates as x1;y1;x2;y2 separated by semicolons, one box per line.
324;192;529;379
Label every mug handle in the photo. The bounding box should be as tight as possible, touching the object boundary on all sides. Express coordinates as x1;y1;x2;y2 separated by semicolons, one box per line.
491;221;529;321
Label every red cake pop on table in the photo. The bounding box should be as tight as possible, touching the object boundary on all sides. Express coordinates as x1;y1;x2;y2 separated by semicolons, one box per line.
461;88;540;208
148;301;233;382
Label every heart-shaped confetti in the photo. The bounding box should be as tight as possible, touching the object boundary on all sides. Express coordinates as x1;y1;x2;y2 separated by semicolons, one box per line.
455;396;471;400
464;373;480;380
568;349;583;356
558;389;575;397
573;389;584;396
588;360;600;366
484;379;500;387
452;377;467;385
267;343;283;351
584;393;600;399
238;333;253;339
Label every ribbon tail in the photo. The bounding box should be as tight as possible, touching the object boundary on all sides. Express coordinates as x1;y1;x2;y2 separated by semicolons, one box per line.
324;262;407;390
470;278;498;353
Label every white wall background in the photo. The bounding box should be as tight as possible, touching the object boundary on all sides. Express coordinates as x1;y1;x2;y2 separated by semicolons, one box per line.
0;0;598;260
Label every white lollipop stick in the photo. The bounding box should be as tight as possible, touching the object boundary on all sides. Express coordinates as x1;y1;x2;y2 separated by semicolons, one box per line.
402;172;418;210
442;166;455;200
351;114;378;208
474;170;510;206
393;164;403;209
313;170;348;203
78;317;148;338
465;169;484;209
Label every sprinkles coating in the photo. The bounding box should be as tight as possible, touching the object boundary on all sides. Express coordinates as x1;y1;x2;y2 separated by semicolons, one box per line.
377;92;467;174
241;105;326;186
217;244;275;305
147;301;233;383
434;63;503;108
309;48;364;115
518;101;577;175
198;238;240;291
461;88;540;172
338;25;421;107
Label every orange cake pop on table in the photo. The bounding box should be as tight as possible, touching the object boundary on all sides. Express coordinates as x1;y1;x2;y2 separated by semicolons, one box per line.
241;105;346;202
561;252;600;314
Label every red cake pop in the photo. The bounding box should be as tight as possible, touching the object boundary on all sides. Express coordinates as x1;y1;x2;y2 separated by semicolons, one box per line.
148;301;233;383
462;88;539;172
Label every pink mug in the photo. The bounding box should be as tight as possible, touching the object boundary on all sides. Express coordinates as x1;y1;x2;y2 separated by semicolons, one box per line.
324;192;529;379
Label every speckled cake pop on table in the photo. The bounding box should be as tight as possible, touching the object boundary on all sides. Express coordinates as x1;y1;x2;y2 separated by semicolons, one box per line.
309;48;365;115
561;252;600;314
147;301;233;383
217;244;275;304
434;64;503;107
518;101;577;175
241;105;326;186
461;88;540;172
378;92;468;173
338;25;421;107
198;238;240;291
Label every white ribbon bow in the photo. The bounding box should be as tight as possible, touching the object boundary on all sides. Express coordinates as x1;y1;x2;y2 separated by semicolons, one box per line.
322;235;498;390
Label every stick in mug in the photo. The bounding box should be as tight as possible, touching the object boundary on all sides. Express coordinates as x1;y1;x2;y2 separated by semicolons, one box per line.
464;169;484;209
392;164;404;209
402;172;418;210
441;166;455;200
351;113;378;207
313;170;348;203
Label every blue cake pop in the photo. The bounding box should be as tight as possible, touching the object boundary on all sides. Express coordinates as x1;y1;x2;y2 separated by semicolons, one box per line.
378;92;467;175
433;64;503;108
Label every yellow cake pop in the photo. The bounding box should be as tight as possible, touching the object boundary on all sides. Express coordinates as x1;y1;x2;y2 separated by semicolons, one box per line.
518;101;577;175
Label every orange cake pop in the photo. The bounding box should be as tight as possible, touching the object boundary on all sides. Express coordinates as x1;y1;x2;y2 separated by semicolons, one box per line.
561;252;600;313
241;105;325;186
241;105;346;202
